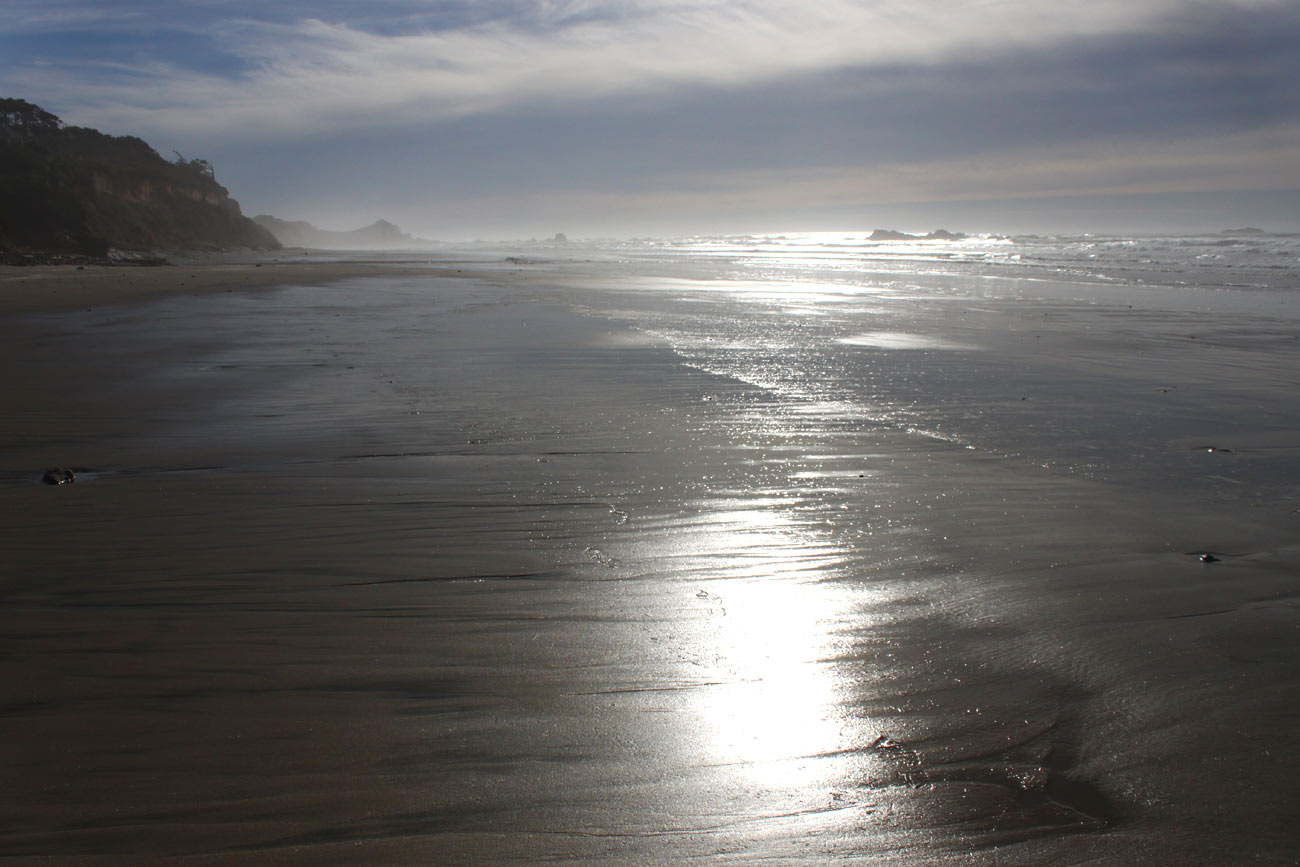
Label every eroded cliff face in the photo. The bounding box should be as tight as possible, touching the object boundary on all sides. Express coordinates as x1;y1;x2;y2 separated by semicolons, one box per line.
73;164;275;254
90;172;238;211
0;98;279;257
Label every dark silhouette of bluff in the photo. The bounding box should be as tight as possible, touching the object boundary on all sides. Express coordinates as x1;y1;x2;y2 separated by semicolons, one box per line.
0;98;278;260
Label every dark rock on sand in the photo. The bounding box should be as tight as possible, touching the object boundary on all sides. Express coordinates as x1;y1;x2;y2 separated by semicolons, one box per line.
42;467;75;485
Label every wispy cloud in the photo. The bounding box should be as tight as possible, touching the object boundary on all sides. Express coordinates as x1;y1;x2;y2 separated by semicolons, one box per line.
8;0;1289;141
417;121;1300;225
7;1;1294;234
0;3;146;34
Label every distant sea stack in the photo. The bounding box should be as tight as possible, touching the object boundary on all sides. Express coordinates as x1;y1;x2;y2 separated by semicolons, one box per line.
869;228;968;241
254;215;432;250
0;98;279;260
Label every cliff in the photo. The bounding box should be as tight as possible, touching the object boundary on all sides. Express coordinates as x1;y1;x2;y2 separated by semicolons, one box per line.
254;215;431;250
0;98;279;259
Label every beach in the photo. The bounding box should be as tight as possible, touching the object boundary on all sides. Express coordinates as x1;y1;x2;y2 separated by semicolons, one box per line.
1;241;1297;864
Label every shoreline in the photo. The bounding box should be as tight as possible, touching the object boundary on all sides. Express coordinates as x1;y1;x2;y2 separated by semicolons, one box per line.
0;252;1296;862
0;257;451;316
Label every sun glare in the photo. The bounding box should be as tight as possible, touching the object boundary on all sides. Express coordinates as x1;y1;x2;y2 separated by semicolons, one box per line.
673;501;858;791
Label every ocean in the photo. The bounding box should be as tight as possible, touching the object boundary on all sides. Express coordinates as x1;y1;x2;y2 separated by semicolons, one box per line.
1;230;1296;862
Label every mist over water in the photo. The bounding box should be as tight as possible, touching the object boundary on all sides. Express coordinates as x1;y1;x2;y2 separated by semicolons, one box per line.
590;229;1300;290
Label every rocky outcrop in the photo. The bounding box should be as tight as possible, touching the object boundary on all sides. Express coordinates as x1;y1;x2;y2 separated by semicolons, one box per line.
41;467;75;485
0;98;279;257
869;228;968;241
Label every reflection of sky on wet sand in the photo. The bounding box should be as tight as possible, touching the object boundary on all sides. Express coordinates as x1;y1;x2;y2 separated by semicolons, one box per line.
14;247;1294;861
591;277;920;810
698;576;846;788
580;275;1093;856
839;331;975;351
565;268;1148;853
655;498;868;795
601;394;1089;854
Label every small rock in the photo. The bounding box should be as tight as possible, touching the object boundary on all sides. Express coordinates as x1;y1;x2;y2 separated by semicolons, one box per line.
1200;553;1219;563
42;467;75;485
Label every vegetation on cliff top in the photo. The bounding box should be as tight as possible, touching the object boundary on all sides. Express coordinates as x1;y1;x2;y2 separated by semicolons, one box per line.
0;98;278;258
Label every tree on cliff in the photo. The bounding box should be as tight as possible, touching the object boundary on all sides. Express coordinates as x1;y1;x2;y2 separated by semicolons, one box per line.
174;152;216;180
0;98;278;256
0;98;61;136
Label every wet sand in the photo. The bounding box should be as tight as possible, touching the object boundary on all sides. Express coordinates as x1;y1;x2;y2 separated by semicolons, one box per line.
0;258;458;315
0;260;1296;863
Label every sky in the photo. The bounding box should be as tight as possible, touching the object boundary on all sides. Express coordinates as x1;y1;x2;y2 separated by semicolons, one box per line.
2;0;1298;239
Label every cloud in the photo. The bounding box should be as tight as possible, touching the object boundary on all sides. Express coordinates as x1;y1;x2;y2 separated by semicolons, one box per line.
425;121;1300;221
8;0;1292;142
0;3;137;33
9;1;1294;235
242;115;1293;238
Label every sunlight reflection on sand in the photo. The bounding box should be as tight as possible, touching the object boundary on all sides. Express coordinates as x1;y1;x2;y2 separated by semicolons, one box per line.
657;500;872;794
838;331;975;350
